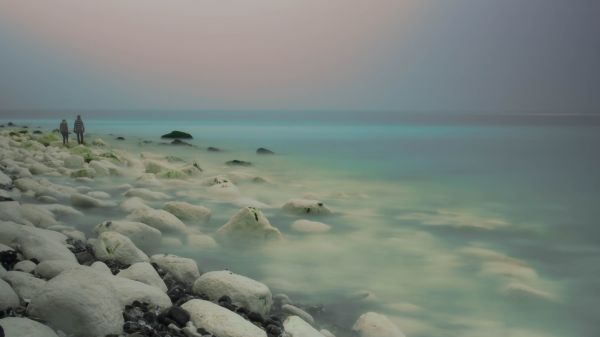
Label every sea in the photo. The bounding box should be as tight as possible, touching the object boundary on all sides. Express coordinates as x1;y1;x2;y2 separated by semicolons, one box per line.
3;111;600;337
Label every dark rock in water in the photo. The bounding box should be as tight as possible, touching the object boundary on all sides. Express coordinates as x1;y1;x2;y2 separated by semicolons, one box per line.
225;160;252;166
170;139;192;146
207;146;222;152
33;130;42;134
161;131;193;139
142;140;153;144
256;147;275;155
162;306;190;327
0;125;4;128
0;250;19;270
18;130;28;134
0;196;14;202
116;136;125;140
7;122;14;126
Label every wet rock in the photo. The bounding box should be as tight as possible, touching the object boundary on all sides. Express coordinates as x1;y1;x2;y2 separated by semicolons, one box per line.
182;299;267;337
34;260;79;279
216;207;282;243
0;317;59;337
282;304;315;325
3;271;46;301
256;148;274;155
13;260;36;273
151;254;200;287
352;312;405;337
283;316;322;337
117;262;168;293
95;220;162;250
127;207;187;234
161;131;193;139
193;270;273;316
163;201;211;223
116;136;125;140
282;199;331;216
207;147;221;152
27;267;124;337
0;279;19;311
90;231;149;265
63;155;85;169
225;160;252;167
162;306;190;327
71;193;116;208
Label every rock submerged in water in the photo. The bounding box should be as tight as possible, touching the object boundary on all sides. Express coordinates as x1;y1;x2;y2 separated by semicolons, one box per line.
94;220;161;251
283;199;332;216
256;147;274;155
161;131;193;139
217;207;283;242
352;312;406;337
226;159;252;167
207;146;221;152
291;219;331;233
163;201;211;224
171;139;192;146
193;270;273;316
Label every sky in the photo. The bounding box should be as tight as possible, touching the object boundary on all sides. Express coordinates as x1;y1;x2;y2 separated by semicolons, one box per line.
0;0;599;114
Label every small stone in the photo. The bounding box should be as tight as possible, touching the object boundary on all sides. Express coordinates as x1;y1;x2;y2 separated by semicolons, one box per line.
256;148;274;155
225;160;252;166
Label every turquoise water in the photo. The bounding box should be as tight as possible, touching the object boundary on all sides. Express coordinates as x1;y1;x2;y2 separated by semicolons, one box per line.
5;114;600;337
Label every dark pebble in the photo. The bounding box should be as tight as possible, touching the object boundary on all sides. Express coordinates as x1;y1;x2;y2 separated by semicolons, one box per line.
33;130;42;134
0;250;19;270
30;258;40;264
170;139;192;146
163;306;190;327
123;321;141;333
218;295;232;304
247;311;264;324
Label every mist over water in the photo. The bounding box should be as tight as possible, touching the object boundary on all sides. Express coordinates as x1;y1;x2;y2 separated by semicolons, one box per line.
5;113;600;337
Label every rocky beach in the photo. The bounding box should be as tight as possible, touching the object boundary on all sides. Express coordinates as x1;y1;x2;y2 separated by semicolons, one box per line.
0;123;404;337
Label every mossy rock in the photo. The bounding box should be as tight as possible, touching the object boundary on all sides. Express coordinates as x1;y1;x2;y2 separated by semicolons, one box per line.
70;168;96;178
225;160;252;167
161;131;193;139
158;170;186;179
70;147;98;163
36;133;60;146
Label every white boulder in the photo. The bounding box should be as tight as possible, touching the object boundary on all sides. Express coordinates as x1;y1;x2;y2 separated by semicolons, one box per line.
34;260;79;279
216;207;282;242
117;262;168;293
109;274;172;309
0;278;20;311
188;234;219;249
0;317;59;337
63;155;84;169
91;231;149;265
127;208;187;233
13;260;37;273
283;316;324;337
27;267;124;337
94;220;161;250
181;299;267;337
150;254;200;287
120;197;150;213
282;199;332;215
87;190;111;199
193;270;272;316
0;170;12;186
3;270;47;300
352;312;406;337
163;201;211;223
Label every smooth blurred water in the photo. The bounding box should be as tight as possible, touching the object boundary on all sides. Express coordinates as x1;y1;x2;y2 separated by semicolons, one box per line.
6;114;600;337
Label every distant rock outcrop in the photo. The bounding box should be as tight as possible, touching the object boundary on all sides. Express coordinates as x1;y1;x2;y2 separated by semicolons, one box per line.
160;131;193;139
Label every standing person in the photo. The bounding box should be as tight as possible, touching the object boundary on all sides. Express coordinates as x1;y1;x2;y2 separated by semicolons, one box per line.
59;119;69;145
74;115;85;144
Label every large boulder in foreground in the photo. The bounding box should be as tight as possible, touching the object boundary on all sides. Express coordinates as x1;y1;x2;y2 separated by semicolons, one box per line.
352;312;406;337
181;299;267;337
283;316;323;337
90;231;149;265
163;201;211;224
161;131;193;139
282;199;332;216
3;270;47;301
27;268;124;337
193;270;272;316
150;254;200;287
0;317;59;337
94;220;161;250
216;207;282;242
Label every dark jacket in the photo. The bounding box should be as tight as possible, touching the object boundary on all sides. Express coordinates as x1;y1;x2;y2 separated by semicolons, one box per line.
74;118;85;133
59;121;68;134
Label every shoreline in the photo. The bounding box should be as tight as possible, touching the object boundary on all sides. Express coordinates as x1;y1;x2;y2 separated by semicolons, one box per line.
0;123;404;337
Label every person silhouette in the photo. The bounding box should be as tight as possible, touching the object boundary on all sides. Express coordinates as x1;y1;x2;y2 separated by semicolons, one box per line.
59;119;69;145
74;115;85;144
